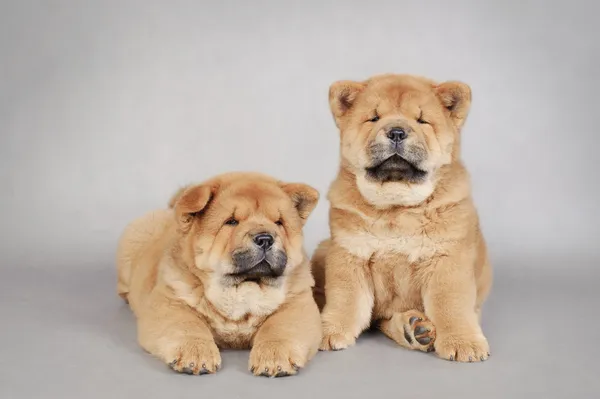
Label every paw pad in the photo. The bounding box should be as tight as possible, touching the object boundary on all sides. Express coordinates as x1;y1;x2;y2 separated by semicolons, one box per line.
404;312;436;352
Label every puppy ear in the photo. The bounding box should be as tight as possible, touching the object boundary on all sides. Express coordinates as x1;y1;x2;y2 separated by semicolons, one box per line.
435;81;472;129
172;184;216;232
168;185;190;209
280;183;320;225
329;80;365;126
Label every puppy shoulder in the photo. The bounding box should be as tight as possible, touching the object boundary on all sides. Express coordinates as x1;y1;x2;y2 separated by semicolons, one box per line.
286;259;316;294
159;257;204;308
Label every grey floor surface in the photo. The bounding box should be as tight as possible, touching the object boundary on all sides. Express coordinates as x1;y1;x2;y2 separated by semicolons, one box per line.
1;258;598;399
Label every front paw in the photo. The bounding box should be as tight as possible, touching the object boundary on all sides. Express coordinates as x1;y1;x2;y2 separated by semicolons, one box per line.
166;338;221;375
319;322;356;351
435;333;490;363
249;341;306;378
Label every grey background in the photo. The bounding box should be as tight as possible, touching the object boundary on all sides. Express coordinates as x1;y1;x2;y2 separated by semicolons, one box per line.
1;1;598;398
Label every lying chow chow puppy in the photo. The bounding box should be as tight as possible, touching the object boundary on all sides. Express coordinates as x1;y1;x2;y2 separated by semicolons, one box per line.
117;172;321;376
312;74;492;362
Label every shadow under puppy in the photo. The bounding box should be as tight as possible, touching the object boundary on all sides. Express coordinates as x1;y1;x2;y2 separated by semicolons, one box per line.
117;172;321;376
312;74;492;362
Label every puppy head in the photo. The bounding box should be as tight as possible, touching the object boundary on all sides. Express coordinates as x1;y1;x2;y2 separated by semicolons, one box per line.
329;74;471;206
171;173;318;286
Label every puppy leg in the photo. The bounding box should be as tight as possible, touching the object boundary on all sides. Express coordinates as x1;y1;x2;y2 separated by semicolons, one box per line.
137;292;221;375
319;243;374;351
310;239;330;311
379;310;436;353
423;255;490;363
249;291;321;377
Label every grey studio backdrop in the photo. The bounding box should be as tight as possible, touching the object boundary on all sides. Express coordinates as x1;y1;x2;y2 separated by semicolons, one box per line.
1;1;598;398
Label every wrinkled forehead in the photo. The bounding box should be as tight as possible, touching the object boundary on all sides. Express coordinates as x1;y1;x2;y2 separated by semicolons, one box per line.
360;77;439;110
216;182;289;219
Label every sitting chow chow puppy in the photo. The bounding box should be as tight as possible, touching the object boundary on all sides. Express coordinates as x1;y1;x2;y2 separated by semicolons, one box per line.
117;172;321;376
312;74;492;362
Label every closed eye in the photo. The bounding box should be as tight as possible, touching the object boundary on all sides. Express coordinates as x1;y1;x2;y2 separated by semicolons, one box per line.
417;111;429;125
224;217;239;226
368;111;380;123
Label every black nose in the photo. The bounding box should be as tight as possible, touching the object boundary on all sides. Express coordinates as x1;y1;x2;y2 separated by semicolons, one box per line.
253;233;274;250
387;127;407;143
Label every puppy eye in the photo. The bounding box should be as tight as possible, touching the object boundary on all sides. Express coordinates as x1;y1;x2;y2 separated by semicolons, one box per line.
368;112;380;123
275;219;284;226
224;218;239;226
417;112;429;125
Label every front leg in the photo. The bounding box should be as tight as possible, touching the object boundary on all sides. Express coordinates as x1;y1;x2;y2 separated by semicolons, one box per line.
423;255;490;363
249;291;321;377
319;243;374;351
137;291;221;375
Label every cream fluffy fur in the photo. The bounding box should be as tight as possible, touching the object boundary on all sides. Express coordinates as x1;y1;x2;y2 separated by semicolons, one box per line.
117;172;322;376
312;74;492;362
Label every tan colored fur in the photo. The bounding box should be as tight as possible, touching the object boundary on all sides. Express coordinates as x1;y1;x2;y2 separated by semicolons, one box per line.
117;172;322;376
313;74;492;362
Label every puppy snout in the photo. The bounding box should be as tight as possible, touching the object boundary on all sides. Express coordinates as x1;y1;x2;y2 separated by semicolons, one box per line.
386;127;407;143
253;233;274;250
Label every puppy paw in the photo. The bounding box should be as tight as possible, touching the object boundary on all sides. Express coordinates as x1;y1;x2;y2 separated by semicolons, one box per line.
249;341;305;377
403;310;436;352
435;334;490;363
166;338;221;375
319;323;356;351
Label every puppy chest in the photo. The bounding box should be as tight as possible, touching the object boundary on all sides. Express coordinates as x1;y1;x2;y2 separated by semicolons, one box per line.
210;317;262;349
336;228;440;262
204;282;286;320
202;283;285;348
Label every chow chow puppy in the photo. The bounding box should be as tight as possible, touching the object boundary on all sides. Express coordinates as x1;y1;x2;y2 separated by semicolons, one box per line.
312;74;492;362
117;172;322;376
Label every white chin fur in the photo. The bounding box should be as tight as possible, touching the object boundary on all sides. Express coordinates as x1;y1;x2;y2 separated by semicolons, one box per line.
355;173;435;208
